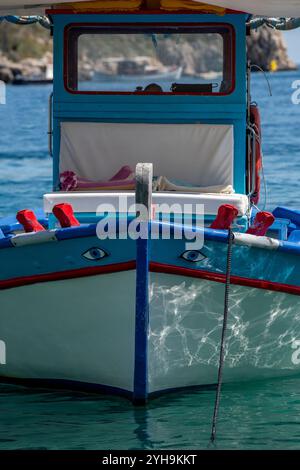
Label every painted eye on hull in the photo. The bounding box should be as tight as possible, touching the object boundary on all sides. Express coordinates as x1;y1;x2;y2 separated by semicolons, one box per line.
180;250;206;263
82;247;108;261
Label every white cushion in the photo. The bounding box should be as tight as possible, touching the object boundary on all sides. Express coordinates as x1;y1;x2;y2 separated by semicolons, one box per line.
44;192;249;217
60;122;234;188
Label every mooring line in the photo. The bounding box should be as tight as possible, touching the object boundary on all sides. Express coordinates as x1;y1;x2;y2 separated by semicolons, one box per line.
210;228;234;444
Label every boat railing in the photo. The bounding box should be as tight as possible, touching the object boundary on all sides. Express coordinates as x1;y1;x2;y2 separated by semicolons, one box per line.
48;91;53;157
247;124;257;198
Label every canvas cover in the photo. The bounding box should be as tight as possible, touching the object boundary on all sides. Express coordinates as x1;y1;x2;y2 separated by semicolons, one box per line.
59;122;234;188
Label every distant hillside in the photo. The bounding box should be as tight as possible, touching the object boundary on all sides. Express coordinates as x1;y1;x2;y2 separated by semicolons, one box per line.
0;22;297;83
0;23;52;82
247;25;297;72
78;31;223;76
0;23;52;62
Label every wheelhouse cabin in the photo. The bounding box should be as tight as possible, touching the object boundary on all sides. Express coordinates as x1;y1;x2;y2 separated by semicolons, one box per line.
45;1;252;229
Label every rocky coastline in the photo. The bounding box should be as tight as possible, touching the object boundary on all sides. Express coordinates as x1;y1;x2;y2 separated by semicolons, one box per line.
0;52;53;84
247;25;297;72
0;24;297;84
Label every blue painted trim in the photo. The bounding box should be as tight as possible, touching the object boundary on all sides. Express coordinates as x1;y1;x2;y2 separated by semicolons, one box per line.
278;241;300;255
2;218;300;256
0;375;217;402
1;375;296;404
2;207;300;258
55;223;97;240
0;237;14;249
156;221;300;256
0;208;46;224
0;376;132;400
55;218;135;240
288;231;300;243
1;222;28;235
0;209;48;236
133;226;150;404
155;222;230;244
273;207;300;229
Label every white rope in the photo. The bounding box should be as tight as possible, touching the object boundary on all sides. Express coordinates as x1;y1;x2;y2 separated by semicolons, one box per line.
248;16;300;31
0;15;51;29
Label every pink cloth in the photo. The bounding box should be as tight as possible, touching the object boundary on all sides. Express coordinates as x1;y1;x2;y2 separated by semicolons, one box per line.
60;166;135;191
60;171;78;191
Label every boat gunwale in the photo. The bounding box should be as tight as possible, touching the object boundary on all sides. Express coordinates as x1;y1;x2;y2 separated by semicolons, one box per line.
0;221;299;294
1;221;300;253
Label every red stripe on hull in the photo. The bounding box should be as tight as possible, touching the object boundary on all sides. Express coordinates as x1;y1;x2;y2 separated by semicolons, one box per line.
0;261;136;290
150;262;300;297
0;261;299;297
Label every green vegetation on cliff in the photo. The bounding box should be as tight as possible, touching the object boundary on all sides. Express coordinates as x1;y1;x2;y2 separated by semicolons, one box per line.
0;23;52;62
0;22;297;82
78;32;223;75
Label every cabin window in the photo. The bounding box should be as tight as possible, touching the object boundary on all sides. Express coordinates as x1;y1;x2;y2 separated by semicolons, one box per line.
65;24;234;95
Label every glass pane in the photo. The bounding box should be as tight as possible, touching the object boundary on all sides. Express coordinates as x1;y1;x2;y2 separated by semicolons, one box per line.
67;27;233;94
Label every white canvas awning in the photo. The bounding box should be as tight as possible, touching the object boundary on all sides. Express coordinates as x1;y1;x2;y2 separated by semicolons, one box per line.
0;1;80;15
1;1;300;16
59;122;234;188
194;1;300;16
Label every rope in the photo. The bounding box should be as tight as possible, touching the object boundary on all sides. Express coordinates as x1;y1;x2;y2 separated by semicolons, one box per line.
250;65;272;97
0;15;51;29
210;228;234;444
248;17;300;31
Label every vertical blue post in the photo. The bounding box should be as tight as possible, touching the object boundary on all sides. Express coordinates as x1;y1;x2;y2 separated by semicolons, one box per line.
133;163;153;404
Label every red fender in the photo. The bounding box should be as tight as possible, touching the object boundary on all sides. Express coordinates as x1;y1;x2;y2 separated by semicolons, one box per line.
16;210;45;233
250;104;263;205
53;203;80;228
210;204;239;230
247;211;275;237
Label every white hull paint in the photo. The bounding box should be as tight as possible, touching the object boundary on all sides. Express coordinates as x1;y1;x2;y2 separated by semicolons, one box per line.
1;270;300;396
149;273;300;393
0;271;136;392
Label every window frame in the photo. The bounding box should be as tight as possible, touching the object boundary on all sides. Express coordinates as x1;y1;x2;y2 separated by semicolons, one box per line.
64;22;236;96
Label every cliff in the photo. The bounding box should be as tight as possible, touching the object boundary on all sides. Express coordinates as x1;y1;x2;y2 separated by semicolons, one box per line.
156;25;297;74
0;22;297;83
247;25;297;72
0;22;52;83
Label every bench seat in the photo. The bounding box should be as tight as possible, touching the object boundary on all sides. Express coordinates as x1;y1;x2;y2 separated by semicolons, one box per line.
44;191;249;217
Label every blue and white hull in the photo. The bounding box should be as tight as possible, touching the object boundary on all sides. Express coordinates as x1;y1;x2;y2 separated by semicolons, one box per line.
1;222;300;401
1;2;300;406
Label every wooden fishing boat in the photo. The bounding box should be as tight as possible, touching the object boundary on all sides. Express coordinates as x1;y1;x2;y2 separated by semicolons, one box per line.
93;58;183;83
1;0;300;404
13;64;53;85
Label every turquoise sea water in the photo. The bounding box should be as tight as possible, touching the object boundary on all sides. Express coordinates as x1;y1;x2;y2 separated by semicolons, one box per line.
1;72;300;449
